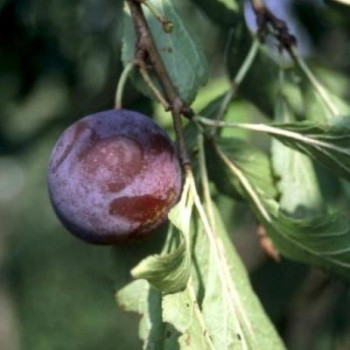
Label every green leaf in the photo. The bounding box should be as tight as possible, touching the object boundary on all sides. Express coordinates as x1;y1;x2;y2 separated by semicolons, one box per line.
268;120;350;181
206;137;277;203
116;280;166;349
131;231;190;294
301;78;350;124
117;260;212;349
163;284;215;349
272;96;324;218
190;205;285;349
271;212;350;281
122;0;209;104
192;77;230;113
212;138;350;280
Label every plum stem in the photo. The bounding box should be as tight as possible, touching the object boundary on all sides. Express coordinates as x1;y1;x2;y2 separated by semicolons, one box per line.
213;38;260;129
290;48;339;117
115;62;134;109
138;65;171;110
127;0;192;169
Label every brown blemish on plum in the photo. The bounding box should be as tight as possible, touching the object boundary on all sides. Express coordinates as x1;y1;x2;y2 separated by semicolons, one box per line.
109;195;167;223
109;188;177;227
79;136;144;193
106;181;127;193
52;120;89;173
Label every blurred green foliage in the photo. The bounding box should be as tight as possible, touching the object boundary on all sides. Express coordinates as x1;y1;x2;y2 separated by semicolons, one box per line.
0;0;350;350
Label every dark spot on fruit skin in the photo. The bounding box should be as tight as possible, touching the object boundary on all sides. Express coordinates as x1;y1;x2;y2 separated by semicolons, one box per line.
109;193;173;224
52;120;89;172
106;181;128;193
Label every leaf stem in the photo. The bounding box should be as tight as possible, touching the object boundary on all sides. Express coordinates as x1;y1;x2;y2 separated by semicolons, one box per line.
190;176;255;348
138;66;170;110
187;277;216;350
197;117;350;155
213;144;272;223
197;135;261;346
290;47;339;117
278;51;285;93
214;38;260;123
197;134;216;228
115;62;134;109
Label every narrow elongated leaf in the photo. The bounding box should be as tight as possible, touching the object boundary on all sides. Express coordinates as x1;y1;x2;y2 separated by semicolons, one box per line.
191;206;286;350
162;172;284;349
270;120;350;181
163;283;215;350
122;0;209;104
212;137;350;280
302;80;350;124
272;212;350;280
239;120;350;181
272;96;324;218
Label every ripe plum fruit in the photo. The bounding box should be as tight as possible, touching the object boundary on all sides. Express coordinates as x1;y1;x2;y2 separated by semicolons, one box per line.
47;109;182;244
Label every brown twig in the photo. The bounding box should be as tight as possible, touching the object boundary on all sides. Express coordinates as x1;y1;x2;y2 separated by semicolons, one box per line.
251;0;296;52
126;0;192;169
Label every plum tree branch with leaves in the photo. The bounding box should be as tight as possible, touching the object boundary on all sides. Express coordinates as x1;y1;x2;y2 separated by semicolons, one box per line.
116;0;350;348
47;0;350;349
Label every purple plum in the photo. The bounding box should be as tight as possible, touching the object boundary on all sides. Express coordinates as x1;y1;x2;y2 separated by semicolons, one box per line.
47;109;182;244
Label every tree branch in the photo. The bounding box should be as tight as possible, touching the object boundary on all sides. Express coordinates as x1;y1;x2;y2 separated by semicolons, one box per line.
250;0;339;117
126;0;192;169
251;0;296;51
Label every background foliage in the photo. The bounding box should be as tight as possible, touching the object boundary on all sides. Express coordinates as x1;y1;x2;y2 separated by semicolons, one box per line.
0;0;350;349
